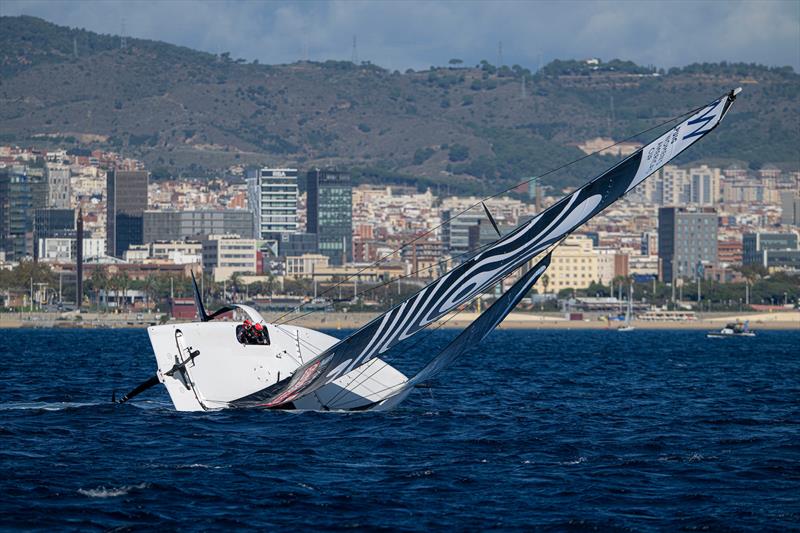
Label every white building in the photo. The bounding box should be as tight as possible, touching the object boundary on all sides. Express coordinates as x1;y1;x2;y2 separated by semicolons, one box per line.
201;234;258;282
254;168;299;237
38;237;106;262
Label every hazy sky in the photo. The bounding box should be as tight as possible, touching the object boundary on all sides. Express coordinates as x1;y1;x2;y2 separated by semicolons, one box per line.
4;0;799;71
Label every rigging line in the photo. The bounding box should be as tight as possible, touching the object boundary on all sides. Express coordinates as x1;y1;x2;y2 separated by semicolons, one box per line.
326;237;567;409
275;237;500;326
271;98;710;325
323;299;471;409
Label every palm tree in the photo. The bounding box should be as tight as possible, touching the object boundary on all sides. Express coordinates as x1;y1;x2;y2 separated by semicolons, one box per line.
229;272;242;303
90;267;107;310
142;274;156;311
122;272;131;311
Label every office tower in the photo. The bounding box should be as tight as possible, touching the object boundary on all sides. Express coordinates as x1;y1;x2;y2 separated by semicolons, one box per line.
143;210;255;242
0;169;46;261
658;207;718;282
45;163;72;209
255;168;299;237
106;169;148;257
307;169;352;265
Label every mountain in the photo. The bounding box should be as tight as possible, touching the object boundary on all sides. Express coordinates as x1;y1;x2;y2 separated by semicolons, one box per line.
1;16;798;193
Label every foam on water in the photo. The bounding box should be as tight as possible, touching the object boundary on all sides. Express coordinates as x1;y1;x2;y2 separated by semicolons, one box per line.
78;483;149;498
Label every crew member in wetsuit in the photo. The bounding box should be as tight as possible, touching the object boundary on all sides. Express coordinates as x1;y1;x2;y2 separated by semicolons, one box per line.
236;319;256;344
252;322;270;345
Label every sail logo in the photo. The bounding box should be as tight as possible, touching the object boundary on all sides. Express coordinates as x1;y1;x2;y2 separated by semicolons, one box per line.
682;100;721;140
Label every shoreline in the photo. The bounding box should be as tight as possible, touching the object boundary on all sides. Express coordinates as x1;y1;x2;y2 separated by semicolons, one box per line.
2;311;798;331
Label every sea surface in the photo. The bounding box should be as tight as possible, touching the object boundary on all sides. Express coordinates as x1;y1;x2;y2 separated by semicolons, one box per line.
1;328;798;530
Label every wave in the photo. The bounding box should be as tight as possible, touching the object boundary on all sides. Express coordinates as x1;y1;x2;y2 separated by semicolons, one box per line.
78;482;148;498
0;401;102;411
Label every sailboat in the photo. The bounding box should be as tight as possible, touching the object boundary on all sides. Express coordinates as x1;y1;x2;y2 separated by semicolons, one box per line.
618;282;635;332
116;88;741;411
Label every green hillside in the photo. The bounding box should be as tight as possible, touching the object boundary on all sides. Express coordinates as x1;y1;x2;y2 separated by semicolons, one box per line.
1;16;798;193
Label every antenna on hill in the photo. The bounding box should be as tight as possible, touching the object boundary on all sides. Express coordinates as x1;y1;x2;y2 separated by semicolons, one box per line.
73;36;78;59
520;74;526;99
497;41;503;66
351;35;358;64
120;18;128;50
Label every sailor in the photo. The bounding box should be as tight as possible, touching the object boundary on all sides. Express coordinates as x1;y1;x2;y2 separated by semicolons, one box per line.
237;319;256;344
253;322;270;345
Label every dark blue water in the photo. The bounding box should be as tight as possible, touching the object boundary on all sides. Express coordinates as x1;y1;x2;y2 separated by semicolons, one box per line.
1;329;798;530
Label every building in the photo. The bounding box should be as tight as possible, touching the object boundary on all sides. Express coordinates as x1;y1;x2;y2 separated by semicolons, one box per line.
781;192;800;226
201;234;258;282
596;248;629;284
307;169;352;265
658;207;718;282
277;232;318;257
143;210;255;242
400;239;446;279
45;164;71;209
38;237;105;263
107;169;148;257
255;168;299;237
742;232;799;266
537;235;600;293
123;241;202;265
689;165;721;206
285;253;330;279
0;169;47;261
33;208;76;260
717;240;743;266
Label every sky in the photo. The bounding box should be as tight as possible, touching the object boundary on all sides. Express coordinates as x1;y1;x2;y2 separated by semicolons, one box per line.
3;0;799;72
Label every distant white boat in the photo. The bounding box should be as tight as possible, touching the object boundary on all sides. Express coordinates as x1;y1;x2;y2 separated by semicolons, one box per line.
707;321;756;338
618;282;635;332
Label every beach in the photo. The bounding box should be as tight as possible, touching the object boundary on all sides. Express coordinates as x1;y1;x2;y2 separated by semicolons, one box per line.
2;310;798;330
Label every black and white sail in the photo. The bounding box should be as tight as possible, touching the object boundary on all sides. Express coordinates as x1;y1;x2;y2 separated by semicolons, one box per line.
405;253;551;389
242;88;740;408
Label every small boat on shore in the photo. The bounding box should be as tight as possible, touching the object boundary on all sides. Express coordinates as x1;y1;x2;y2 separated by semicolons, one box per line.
707;321;756;338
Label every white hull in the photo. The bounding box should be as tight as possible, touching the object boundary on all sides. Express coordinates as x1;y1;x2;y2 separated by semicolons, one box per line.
147;318;410;412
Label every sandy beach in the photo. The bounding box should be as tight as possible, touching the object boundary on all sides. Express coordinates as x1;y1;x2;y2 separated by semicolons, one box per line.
2;310;798;330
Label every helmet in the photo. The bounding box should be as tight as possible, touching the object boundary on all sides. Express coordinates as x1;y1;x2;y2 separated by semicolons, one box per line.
254;323;263;331
243;319;252;327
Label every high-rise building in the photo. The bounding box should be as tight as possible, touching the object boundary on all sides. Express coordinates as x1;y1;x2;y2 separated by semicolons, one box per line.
689;165;721;206
255;168;299;237
307;169;352;265
107;169;148;257
45;164;72;209
143;210;255;242
658;207;718;282
0;168;46;261
781;192;800;226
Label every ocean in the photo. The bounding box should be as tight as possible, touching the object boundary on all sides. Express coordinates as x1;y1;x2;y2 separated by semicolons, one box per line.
1;328;798;530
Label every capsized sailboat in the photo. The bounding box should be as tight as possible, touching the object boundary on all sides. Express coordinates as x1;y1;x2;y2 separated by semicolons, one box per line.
117;88;741;411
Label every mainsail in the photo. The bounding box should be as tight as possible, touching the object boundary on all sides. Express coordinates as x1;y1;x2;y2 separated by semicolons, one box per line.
241;88;740;408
